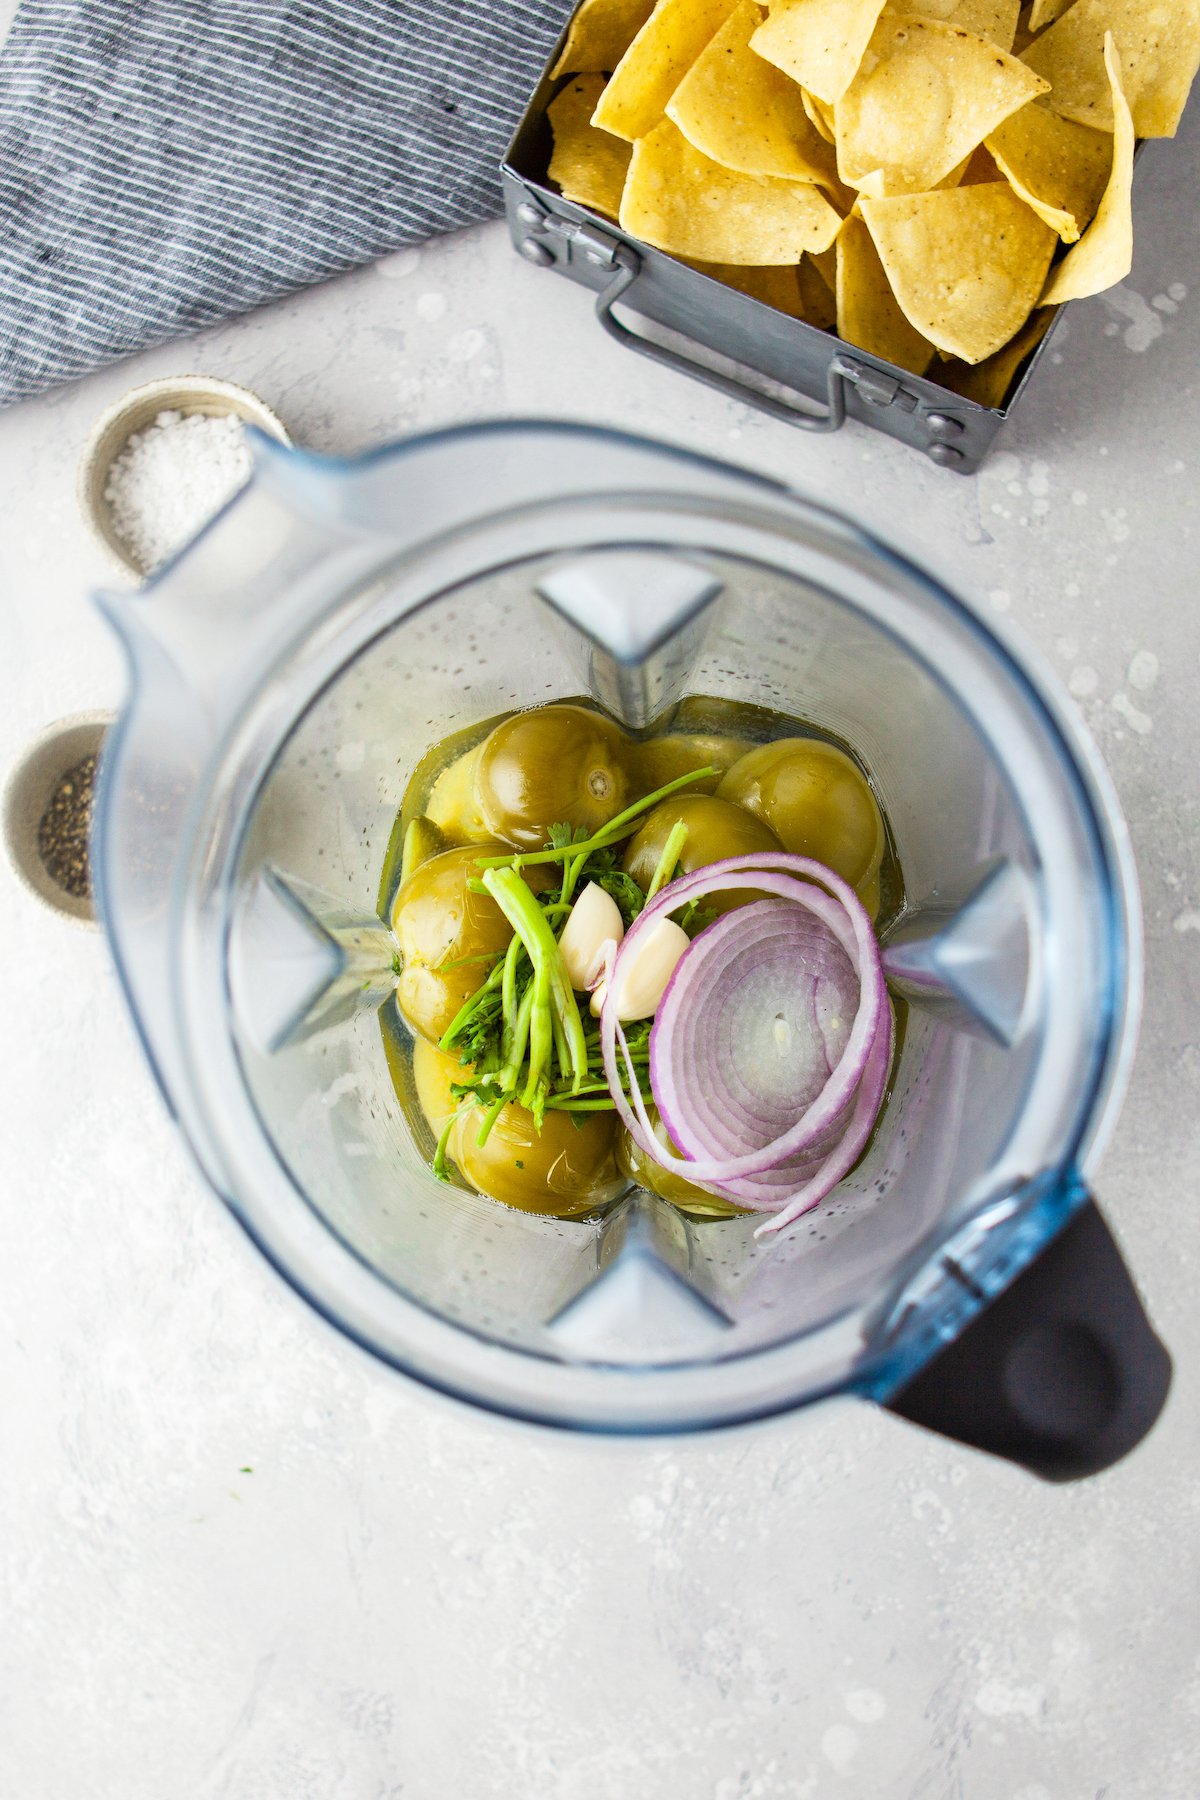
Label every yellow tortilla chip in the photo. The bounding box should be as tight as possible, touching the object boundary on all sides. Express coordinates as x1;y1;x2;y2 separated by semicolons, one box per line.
922;142;996;191
1041;34;1134;302
667;1;840;185
836;18;1050;195
810;242;839;290
799;254;838;325
1010;22;1037;57
551;0;658;77
548;77;634;218
750;0;889;106
935;307;1055;405
1027;0;1072;28
592;0;739;141
690;258;838;327
891;0;1020;52
689;260;808;317
959;143;1003;182
620;119;843;262
836;213;936;374
987;99;1112;241
860;182;1057;360
800;87;837;143
1022;0;1200;137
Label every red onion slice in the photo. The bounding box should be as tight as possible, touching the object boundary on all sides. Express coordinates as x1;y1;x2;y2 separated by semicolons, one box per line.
654;901;855;1155
599;853;892;1232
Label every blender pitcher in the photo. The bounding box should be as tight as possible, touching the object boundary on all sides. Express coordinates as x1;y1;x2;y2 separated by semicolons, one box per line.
92;421;1170;1480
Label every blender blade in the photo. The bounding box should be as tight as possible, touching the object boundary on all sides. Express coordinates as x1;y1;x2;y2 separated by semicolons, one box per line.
881;859;1036;1047
547;1192;733;1364
229;866;399;1054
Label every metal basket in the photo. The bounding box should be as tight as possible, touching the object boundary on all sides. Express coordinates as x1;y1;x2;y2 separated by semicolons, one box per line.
502;49;1068;474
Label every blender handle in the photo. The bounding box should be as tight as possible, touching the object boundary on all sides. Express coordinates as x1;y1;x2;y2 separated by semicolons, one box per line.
884;1198;1171;1481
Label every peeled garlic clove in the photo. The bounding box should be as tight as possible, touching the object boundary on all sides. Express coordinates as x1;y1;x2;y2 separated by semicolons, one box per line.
609;918;690;1021
589;980;607;1019
558;882;625;990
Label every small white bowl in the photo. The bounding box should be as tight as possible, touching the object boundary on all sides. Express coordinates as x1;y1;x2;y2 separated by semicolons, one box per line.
78;374;291;578
2;711;114;927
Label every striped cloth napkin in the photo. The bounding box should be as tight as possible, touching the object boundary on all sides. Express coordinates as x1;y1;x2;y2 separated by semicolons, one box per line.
0;0;569;406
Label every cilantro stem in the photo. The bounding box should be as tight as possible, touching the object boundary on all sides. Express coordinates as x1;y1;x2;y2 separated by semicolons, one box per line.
483;866;588;1096
562;850;589;908
522;962;553;1110
437;959;505;1054
550;1005;571;1083
473;767;716;871
432;1103;470;1181
501;931;523;1038
644;820;689;903
543;1096;620;1112
475;1093;508;1149
441;951;501;972
501;983;534;1089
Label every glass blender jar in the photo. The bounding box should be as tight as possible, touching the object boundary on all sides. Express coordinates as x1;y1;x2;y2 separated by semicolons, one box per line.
92;422;1170;1479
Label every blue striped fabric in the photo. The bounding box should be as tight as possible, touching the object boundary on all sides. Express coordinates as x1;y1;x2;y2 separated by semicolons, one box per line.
0;0;570;405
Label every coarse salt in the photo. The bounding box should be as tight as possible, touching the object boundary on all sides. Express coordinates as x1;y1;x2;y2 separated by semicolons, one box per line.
104;408;253;573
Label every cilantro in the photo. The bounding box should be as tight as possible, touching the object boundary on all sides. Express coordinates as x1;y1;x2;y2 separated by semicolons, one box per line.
677;898;717;937
587;866;647;928
547;821;592;851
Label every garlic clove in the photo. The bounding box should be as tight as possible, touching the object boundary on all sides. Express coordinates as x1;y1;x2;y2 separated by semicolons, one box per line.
557;882;625;991
589;980;607;1019
609;918;691;1021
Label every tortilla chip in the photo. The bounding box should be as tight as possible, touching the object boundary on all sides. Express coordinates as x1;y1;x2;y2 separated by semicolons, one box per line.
1027;0;1072;28
1011;13;1037;56
836;18;1050;195
620;119;843;262
960;143;1004;182
552;0;658;76
799;254;839;325
693;258;840;327
689;260;809;318
860;182;1057;360
925;143;997;192
592;0;739;141
548;77;634;218
1041;34;1134;301
891;0;1020;52
800;87;837;143
1022;0;1200;137
750;0;889;105
810;242;839;290
836;213;936;373
667;1;840;185
987;99;1112;241
936;307;1055;405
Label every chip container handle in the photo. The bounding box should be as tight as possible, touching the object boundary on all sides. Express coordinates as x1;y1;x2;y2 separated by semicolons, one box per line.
595;244;849;434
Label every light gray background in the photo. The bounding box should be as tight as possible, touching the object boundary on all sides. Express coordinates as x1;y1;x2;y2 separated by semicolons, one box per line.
1;5;1198;1794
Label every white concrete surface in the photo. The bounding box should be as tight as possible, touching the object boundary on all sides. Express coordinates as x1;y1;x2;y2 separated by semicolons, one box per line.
1;29;1199;1800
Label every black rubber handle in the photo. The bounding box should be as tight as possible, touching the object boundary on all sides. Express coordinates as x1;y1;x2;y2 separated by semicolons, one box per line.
886;1199;1171;1481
